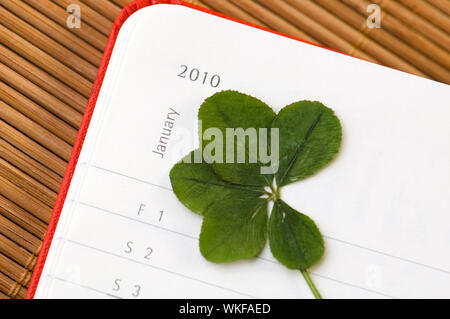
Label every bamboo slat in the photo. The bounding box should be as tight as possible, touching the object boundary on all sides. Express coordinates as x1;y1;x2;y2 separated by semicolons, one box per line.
0;120;67;176
0;253;31;287
283;0;425;76
0;81;78;145
110;0;134;8
397;0;450;32
0;194;47;239
313;0;449;82
256;0;374;61
0;174;52;224
427;0;450;16
23;0;108;51
52;0;113;36
341;0;450;78
370;0;450;52
1;0;103;67
229;0;319;44
0;101;72;161
0;0;448;300
0;63;83;129
201;0;268;27
81;0;122;22
0;139;62;193
0;213;41;254
0;233;37;271
0;5;97;82
0;271;27;298
188;0;211;10
0;157;57;208
0;44;88;113
0;290;9;299
0;24;92;98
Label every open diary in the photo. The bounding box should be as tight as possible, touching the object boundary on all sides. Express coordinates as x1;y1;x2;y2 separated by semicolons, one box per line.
28;1;450;299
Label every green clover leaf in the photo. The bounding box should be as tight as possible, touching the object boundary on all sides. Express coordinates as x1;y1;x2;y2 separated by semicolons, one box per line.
272;101;342;186
170;150;267;262
170;91;342;298
269;200;324;270
198;90;276;186
200;195;268;262
170;149;264;216
269;200;324;299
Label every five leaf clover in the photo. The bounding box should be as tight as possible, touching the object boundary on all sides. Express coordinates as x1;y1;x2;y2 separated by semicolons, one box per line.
170;90;342;298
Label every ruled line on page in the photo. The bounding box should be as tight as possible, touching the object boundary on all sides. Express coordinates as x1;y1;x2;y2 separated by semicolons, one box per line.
52;276;123;299
65;239;258;299
78;201;197;240
253;256;395;299
91;164;172;191
323;236;450;276
76;201;393;298
88;164;450;276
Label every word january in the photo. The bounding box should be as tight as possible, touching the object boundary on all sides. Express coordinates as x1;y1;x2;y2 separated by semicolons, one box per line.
152;107;180;158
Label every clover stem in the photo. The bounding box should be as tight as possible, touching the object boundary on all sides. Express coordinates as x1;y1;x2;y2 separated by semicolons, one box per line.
267;183;280;202
274;187;280;201
263;190;272;196
268;182;276;193
300;269;322;299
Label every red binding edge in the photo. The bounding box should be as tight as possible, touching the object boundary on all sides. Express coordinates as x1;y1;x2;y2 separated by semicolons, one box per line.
26;0;362;299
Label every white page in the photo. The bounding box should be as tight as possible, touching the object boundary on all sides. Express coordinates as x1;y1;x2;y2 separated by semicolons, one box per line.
34;4;450;299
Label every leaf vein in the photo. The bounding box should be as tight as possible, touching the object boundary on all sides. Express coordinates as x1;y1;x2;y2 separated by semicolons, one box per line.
173;177;263;194
279;113;323;185
203;202;266;257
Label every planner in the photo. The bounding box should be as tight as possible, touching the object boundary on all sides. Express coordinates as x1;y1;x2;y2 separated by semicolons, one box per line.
28;1;450;299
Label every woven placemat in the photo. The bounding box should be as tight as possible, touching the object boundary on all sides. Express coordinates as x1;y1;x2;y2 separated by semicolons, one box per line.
0;0;449;299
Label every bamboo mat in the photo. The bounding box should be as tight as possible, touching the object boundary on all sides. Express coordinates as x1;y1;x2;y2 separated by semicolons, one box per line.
0;0;449;299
